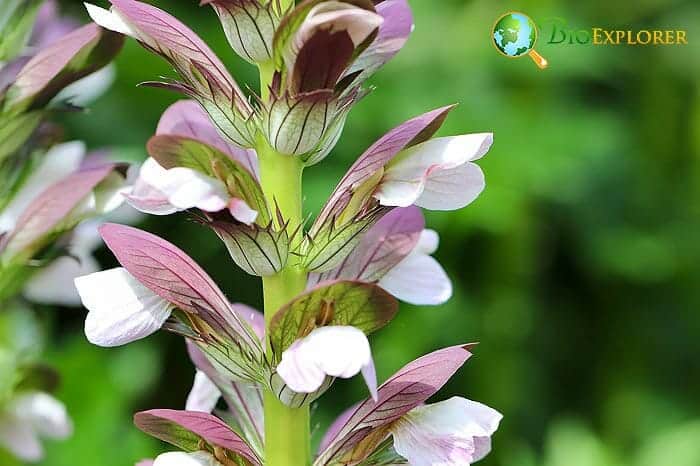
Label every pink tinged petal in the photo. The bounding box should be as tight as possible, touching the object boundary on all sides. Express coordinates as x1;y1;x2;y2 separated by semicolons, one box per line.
128;158;230;214
12;392;73;440
316;345;474;466
160;169;228;212
472;436;493;463
135;460;154;466
297;3;384;48
0;391;73;461
379;229;452;305
0;141;85;233
0;415;43;462
391;397;503;466
153;451;223;466
157;101;259;178
125;158;180;215
416;162;485;211
314;106;454;229
345;0;414;80
228;199;258;226
375;133;493;209
186;371;222;413
75;267;175;347
134;410;260;466
277;326;377;398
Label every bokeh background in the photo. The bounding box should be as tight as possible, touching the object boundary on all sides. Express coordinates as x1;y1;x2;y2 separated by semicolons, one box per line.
7;0;700;464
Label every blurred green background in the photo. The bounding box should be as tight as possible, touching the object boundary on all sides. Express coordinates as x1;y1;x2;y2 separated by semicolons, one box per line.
12;0;700;464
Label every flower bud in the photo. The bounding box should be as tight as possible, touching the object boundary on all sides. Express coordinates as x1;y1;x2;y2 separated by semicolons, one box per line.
205;0;282;64
263;92;338;157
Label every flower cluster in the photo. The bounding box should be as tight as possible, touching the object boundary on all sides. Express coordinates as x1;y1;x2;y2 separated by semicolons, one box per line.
0;1;125;461
74;1;501;465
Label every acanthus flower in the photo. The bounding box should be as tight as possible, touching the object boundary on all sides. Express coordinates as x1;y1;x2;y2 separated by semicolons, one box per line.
124;99;293;277
315;345;502;466
309;205;453;305
302;106;492;274
0;390;73;463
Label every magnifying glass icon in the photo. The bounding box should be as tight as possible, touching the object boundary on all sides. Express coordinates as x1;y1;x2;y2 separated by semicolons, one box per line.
493;12;549;69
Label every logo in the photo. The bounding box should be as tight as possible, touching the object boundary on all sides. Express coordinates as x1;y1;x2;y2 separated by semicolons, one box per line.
492;12;688;69
492;12;548;69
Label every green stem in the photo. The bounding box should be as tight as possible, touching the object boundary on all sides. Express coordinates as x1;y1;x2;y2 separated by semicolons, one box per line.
258;60;275;102
257;136;310;465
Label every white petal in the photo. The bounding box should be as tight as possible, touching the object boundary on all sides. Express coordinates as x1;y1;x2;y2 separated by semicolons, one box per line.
153;451;223;466
125;160;179;216
0;415;43;462
415;229;439;255
127;159;230;214
375;134;492;209
391;397;503;466
11;392;73;440
93;171;128;215
141;159;228;212
276;326;377;397
300;2;384;47
228;198;258;225
164;168;228;212
416;162;485;211
185;371;222;413
0;141;84;233
54;65;115;105
379;248;452;306
84;3;136;36
75;267;174;347
24;251;100;306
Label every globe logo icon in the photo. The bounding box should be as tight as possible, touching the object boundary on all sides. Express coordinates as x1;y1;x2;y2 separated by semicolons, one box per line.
492;12;548;69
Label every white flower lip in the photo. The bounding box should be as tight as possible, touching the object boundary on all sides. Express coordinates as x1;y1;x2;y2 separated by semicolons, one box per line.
0;392;73;462
185;371;222;413
379;229;453;305
375;133;493;210
276;326;378;401
390;397;503;466
75;267;174;347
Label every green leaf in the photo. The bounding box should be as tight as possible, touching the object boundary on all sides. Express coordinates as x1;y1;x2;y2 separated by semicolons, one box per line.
269;280;398;363
147;134;270;225
0;110;42;163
